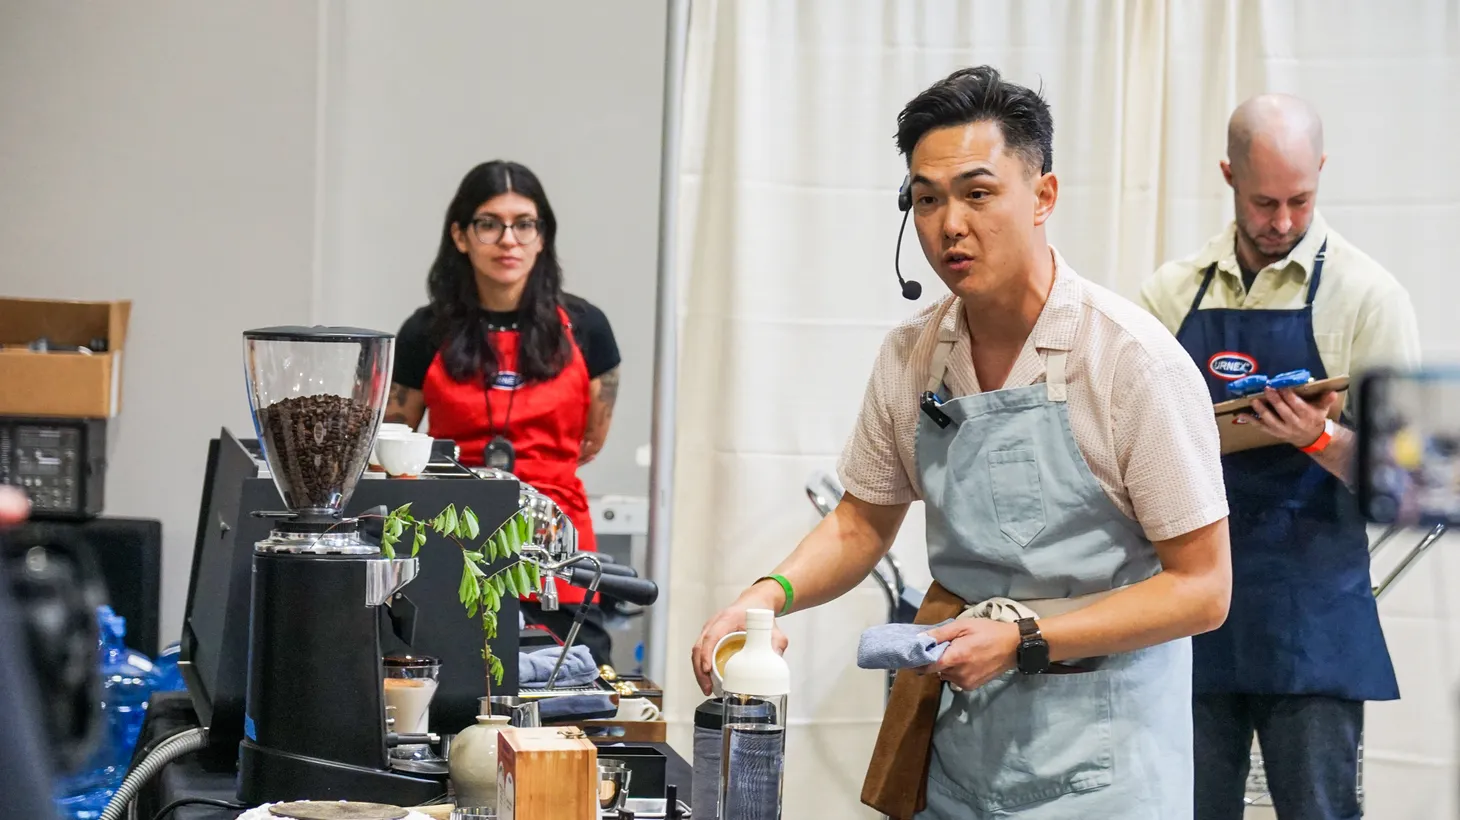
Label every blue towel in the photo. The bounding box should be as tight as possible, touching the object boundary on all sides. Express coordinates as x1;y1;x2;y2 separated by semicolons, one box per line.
856;620;955;670
537;693;616;722
519;645;598;688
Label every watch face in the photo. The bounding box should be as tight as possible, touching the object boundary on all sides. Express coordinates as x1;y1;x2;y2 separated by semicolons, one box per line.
1018;640;1050;674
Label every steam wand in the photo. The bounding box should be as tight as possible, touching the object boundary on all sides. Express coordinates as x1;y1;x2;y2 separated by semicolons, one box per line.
519;550;608;689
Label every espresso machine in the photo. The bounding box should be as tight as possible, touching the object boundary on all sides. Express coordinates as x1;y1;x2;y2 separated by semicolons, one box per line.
236;326;441;803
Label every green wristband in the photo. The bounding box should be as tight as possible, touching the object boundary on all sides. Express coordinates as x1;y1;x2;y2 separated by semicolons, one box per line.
757;574;795;616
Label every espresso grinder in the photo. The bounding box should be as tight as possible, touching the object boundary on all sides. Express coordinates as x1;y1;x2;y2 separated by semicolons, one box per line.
236;326;441;803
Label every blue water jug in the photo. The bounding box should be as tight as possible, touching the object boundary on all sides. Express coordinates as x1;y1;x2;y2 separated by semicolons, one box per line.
152;641;185;693
53;607;157;820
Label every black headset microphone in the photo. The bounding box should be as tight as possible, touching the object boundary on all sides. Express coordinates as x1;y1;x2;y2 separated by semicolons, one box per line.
895;175;922;300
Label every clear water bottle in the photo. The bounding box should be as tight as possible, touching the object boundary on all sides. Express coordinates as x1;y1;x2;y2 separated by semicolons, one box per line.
53;607;157;820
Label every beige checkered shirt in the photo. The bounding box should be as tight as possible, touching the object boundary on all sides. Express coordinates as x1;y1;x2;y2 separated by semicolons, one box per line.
837;249;1229;543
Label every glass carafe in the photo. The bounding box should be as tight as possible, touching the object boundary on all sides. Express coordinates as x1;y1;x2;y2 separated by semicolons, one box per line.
242;326;394;516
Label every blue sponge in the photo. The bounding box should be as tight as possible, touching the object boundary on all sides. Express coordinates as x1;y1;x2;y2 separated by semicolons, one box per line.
1268;369;1313;390
1227;374;1269;398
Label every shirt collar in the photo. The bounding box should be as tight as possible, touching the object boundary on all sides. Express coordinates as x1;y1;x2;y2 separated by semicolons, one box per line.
941;246;1081;352
1197;210;1330;284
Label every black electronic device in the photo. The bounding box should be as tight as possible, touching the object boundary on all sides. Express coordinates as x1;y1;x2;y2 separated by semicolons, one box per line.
14;516;161;656
1014;617;1050;675
179;429;262;771
1357;367;1460;526
0;523;108;775
0;416;106;518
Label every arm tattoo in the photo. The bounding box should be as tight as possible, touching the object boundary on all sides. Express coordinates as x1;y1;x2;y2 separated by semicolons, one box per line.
384;384;412;424
598;368;620;410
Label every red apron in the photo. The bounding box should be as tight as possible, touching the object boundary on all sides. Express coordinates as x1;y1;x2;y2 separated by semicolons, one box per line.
421;306;597;605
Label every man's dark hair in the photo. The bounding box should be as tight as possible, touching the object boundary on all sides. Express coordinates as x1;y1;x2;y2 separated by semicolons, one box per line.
895;66;1054;175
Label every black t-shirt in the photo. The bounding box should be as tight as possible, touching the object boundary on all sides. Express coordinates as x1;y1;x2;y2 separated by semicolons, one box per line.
393;293;620;389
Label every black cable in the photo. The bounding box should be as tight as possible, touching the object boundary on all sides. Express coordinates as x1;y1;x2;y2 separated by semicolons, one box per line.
149;797;248;820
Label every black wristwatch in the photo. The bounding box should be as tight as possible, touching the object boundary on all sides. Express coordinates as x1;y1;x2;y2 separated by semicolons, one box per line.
1015;617;1050;675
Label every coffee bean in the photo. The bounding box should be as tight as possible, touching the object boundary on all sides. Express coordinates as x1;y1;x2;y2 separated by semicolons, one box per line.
256;395;376;512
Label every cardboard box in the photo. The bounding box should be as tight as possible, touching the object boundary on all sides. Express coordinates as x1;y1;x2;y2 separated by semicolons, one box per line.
497;727;598;820
0;298;131;418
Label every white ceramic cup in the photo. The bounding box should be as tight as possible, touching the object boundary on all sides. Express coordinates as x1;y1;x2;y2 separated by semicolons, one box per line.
613;697;662;722
375;432;433;478
370;423;414;468
710;630;747;697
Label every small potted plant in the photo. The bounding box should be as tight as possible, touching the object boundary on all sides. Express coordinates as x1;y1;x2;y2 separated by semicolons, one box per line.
380;502;542;806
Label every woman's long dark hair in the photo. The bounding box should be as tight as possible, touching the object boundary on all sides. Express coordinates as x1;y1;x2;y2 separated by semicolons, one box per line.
427;160;570;384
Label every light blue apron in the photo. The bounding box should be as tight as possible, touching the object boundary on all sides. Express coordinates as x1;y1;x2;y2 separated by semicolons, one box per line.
913;334;1193;819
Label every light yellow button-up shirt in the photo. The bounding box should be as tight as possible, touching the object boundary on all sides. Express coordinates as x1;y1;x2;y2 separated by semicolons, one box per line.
1139;211;1422;411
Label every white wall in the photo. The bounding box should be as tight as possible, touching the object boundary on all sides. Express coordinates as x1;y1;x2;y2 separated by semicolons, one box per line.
0;0;320;643
0;0;666;644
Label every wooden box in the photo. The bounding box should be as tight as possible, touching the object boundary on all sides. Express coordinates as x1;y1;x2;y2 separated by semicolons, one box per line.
497;727;598;820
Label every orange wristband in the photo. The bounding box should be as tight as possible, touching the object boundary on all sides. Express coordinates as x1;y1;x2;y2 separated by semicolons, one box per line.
1300;419;1335;454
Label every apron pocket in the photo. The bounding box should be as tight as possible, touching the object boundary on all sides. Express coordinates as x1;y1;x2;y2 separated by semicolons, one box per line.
988;449;1046;547
930;670;1114;813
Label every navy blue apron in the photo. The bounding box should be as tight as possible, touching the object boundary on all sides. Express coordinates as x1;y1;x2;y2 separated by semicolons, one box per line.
1174;241;1398;702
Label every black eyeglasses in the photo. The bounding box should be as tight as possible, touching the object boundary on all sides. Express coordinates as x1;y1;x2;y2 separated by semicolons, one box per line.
470;217;541;245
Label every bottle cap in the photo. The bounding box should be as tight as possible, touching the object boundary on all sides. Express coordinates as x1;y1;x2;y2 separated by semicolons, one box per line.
745;608;773;631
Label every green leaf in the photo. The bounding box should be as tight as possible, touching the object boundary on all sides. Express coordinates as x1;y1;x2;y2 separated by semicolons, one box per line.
491;575;506;598
514;562;532;597
380;537;395;560
441;505;459;538
392;502;412;518
462;507;480;540
489;654;505;686
485;584;499;613
458;565;473;605
525;560;540;592
492;528;508;561
465;595;478;619
386;516;404;540
411;526;424;557
484;610;498;637
506;515;523;555
464;557;487;579
502;565;520;598
518;512;530;544
463;550;484;563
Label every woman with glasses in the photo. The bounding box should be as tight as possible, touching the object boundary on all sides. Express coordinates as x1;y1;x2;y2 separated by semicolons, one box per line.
387;160;622;667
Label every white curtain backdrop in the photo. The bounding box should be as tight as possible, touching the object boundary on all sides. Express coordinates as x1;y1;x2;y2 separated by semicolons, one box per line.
664;2;1460;818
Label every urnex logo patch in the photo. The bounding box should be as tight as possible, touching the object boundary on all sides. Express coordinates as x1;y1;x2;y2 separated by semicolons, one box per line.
1208;352;1256;381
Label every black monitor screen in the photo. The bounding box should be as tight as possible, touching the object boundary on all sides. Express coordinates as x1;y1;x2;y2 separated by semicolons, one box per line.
181;429;256;727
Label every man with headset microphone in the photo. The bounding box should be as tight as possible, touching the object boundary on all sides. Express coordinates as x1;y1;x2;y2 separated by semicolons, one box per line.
692;65;1232;817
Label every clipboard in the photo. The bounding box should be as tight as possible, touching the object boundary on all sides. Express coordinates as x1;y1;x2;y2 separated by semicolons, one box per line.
1213;375;1348;454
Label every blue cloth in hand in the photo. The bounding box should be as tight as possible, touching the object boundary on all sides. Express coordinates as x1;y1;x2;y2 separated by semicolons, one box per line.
856;620;955;670
537;693;617;723
519;645;598;688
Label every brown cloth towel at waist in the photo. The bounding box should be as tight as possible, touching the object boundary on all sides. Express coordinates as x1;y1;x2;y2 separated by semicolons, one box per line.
860;580;964;819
